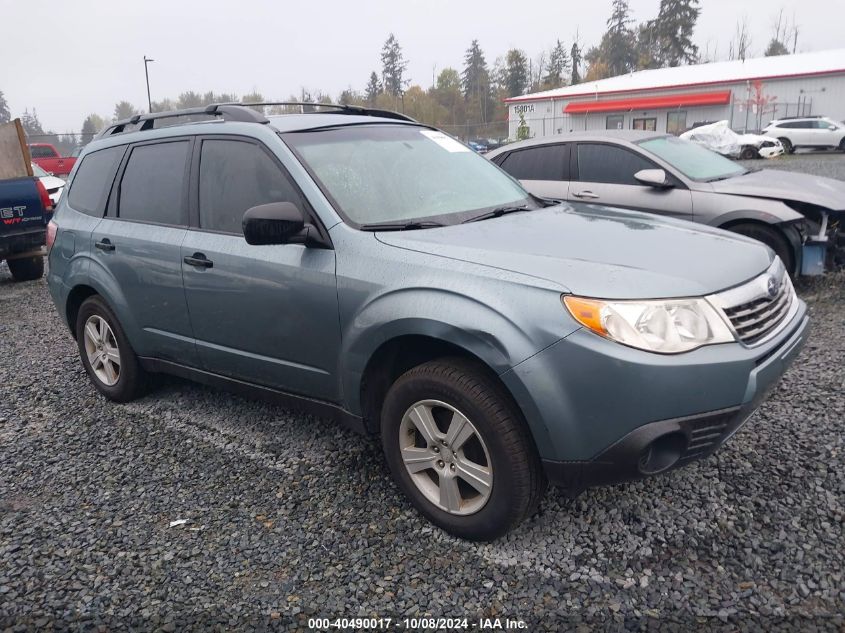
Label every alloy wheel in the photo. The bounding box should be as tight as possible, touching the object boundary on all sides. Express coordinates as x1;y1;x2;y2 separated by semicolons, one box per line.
398;399;493;515
83;315;121;386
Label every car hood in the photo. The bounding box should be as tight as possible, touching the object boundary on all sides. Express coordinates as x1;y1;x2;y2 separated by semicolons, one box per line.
710;169;845;212
375;204;773;299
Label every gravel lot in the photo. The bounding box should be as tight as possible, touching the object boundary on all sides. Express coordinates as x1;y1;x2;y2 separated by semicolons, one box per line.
738;150;845;181
1;265;843;631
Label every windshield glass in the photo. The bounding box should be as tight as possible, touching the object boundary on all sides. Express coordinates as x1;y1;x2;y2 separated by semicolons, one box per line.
283;124;532;226
638;136;747;181
30;163;49;178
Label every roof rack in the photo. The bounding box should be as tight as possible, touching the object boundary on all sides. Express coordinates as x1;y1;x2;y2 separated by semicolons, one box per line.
98;104;268;138
245;102;416;122
772;115;823;120
97;102;416;139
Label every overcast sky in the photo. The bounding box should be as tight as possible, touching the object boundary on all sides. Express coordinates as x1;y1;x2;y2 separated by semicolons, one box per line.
3;0;844;132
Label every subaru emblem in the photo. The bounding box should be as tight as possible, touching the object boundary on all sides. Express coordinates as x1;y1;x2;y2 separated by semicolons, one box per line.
766;276;779;297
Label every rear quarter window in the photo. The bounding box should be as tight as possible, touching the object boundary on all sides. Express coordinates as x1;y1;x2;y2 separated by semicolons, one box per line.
498;145;567;181
66;146;126;217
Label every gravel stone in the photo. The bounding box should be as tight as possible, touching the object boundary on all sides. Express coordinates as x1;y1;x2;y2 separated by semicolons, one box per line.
0;262;843;631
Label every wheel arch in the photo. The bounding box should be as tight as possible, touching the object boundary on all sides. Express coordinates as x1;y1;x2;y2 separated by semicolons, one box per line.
718;217;803;276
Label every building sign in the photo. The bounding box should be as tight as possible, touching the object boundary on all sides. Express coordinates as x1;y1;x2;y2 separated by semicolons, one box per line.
513;104;535;115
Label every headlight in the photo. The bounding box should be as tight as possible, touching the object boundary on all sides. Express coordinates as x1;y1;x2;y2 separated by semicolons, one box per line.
562;295;735;353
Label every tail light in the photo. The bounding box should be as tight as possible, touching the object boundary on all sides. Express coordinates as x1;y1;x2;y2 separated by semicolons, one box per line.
46;220;58;254
36;178;54;214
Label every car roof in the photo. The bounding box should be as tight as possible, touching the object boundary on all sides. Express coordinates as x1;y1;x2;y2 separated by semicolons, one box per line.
487;130;666;156
82;105;423;156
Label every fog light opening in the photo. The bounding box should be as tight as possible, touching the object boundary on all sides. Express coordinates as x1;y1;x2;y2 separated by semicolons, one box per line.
638;432;686;475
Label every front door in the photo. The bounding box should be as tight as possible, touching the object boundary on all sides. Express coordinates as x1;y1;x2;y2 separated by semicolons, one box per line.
568;142;693;221
181;137;341;401
91;138;197;364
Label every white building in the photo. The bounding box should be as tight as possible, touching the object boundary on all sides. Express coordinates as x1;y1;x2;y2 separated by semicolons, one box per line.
506;49;845;139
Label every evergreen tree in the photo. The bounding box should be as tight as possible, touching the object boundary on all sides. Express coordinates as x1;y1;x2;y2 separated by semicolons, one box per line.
461;40;493;124
570;41;582;84
0;91;10;124
764;38;789;56
543;40;570;89
649;0;700;67
603;0;637;76
502;49;529;98
365;71;381;105
380;34;408;97
80;114;106;144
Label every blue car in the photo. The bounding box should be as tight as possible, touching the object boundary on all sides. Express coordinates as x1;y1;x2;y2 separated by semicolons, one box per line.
46;104;808;540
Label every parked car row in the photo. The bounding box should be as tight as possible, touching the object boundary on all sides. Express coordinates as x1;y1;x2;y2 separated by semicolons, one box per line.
44;103;809;540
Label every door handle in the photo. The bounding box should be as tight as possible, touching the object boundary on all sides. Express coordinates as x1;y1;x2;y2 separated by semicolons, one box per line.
572;190;600;199
184;253;213;269
95;238;115;252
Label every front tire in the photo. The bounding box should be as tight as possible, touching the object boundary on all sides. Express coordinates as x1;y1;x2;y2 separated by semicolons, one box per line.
740;146;758;160
778;137;794;154
727;222;795;276
76;295;149;402
381;358;545;541
7;256;44;282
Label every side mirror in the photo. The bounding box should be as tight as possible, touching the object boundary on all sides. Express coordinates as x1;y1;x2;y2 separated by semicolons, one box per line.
242;202;306;245
634;168;673;189
828;125;838;131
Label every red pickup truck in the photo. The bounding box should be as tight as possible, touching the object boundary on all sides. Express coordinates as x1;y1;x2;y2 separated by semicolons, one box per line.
27;143;76;178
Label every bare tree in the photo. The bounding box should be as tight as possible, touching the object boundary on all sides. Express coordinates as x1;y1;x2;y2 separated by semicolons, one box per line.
728;16;752;61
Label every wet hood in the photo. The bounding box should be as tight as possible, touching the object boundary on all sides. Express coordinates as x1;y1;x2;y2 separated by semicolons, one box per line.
376;204;773;299
709;169;845;212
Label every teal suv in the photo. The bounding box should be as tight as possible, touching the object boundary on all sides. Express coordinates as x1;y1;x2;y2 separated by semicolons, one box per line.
46;104;809;540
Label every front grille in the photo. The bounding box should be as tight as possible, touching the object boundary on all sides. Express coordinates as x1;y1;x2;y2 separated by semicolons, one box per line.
710;259;796;347
723;280;793;344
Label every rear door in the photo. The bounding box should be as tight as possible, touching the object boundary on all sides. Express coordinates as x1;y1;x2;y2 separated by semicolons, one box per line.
180;136;340;400
493;143;570;199
569;142;693;221
91;138;197;364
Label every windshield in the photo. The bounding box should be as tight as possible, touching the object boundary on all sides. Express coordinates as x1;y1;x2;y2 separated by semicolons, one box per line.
30;163;49;178
638;136;747;182
283;124;532;226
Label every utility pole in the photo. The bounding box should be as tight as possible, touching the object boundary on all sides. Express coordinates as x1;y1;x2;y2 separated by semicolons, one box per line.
144;56;155;113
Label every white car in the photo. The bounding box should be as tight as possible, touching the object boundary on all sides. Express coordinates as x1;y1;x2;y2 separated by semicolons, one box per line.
762;116;845;154
680;121;783;160
32;163;65;205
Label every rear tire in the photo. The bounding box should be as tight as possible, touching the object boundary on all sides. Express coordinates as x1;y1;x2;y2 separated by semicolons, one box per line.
76;295;149;402
7;256;44;282
740;146;758;160
381;357;546;541
727;222;795;276
778;137;794;154
839;138;845;152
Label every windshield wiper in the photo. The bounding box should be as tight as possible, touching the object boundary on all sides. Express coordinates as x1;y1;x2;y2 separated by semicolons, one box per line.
359;220;445;231
462;205;530;223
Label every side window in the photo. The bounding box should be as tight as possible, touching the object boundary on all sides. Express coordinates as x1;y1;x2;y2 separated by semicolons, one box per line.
118;141;189;225
29;146;54;159
67;146;125;217
497;145;567;181
576;144;656;186
198;139;306;234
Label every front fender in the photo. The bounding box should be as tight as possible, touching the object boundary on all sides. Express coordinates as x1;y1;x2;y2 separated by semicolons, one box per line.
339;286;574;416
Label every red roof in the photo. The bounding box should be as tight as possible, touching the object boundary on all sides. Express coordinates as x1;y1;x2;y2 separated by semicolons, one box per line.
563;90;732;114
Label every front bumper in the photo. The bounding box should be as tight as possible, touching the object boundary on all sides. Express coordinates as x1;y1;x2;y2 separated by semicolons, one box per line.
501;301;809;496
